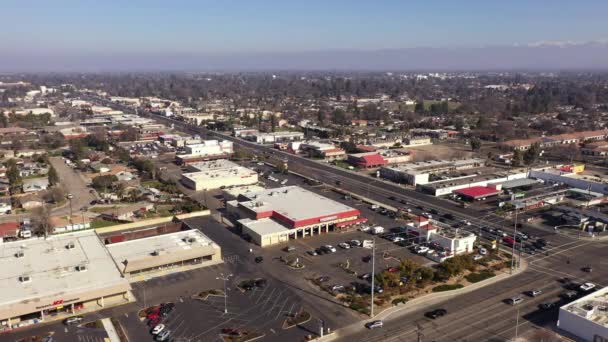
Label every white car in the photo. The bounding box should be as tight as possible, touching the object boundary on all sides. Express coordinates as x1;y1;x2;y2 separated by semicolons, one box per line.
473;255;483;261
366;320;384;329
338;242;350;249
479;247;487;255
580;283;596;292
152;324;165;335
325;245;337;253
359;226;371;233
415;246;429;254
391;236;405;243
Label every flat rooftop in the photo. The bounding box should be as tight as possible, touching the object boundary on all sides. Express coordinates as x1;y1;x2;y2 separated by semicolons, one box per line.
239;186;359;224
561;286;608;326
223;185;266;199
381;158;486;175
182;164;257;181
422;170;526;190
106;230;218;265
0;231;128;307
187;159;242;172
239;218;290;236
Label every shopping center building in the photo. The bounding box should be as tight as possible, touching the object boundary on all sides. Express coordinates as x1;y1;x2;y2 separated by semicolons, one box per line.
0;231;132;331
226;186;365;247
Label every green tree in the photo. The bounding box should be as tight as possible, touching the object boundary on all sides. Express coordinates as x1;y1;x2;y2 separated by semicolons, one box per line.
470;138;482;151
92;175;118;192
523;143;541;165
7;162;22;195
47;165;59;186
270;114;277;132
512;149;523;167
414;101;425;113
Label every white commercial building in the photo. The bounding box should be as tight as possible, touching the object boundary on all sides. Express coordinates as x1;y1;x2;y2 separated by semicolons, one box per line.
0;231;132;331
226;186;365;247
176;140;234;165
244;131;304;144
558;286;608;341
379;158;486;186
180;159;258;191
405;216;476;258
106;230;222;280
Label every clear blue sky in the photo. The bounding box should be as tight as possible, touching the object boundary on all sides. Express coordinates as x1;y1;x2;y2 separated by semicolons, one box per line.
2;0;607;55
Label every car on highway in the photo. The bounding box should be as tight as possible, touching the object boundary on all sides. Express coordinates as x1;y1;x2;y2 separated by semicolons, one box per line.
580;283;596;292
527;289;542;297
338;242;351;249
152;324;166;335
425;308;447;319
582;266;593;273
365;320;384;329
507;296;524;305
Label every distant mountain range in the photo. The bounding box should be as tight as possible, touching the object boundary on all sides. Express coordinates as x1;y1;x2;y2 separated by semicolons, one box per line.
3;43;608;72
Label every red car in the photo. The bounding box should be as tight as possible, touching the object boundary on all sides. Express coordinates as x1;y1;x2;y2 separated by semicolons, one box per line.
147;313;160;320
387;267;400;273
147;318;161;327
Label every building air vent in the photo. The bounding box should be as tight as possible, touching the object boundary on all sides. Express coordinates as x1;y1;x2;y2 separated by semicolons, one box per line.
15;251;24;258
19;275;31;283
66;242;75;250
76;265;87;272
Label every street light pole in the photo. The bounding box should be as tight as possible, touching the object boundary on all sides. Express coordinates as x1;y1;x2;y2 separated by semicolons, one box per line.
216;273;233;314
370;238;376;317
67;193;74;224
510;208;518;274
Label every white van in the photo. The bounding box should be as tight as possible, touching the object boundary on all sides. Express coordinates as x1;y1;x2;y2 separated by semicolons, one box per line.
372;226;385;235
19;230;32;239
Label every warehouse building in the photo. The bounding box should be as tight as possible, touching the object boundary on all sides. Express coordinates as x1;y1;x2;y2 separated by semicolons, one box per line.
0;231;132;331
557;286;608;341
106;229;222;280
226;186;365;247
175;140;234;165
379;158;486;186
180;159;258;191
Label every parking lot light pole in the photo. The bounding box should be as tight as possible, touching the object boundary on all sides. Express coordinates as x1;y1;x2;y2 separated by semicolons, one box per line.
510;209;518;274
216;273;233;314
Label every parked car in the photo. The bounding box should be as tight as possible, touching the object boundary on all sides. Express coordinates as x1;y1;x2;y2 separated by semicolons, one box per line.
338;242;351;249
473;255;483;261
254;256;264;263
64;316;83;325
387;267;399;273
365;320;384;329
580;283;596;292
349;240;362;247
323;245;337;253
478;247;487;255
561;291;578;300
536;239;548;247
284;246;297;252
155;329;171;341
539;302;556;310
391;236;405;243
317;276;330;283
152;324;166;335
362;255;372;263
425;309;447;319
415;246;429;254
331;284;345;292
307;250;318;256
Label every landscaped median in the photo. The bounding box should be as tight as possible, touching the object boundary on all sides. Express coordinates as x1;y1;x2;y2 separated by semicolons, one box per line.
310;247;514;317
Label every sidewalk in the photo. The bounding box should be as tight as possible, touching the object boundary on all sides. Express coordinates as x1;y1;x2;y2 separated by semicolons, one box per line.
102;318;121;342
315;258;529;341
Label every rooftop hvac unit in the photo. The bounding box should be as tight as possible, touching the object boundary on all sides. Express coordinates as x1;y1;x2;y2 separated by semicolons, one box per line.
19;275;31;283
182;237;196;243
76;265;87;272
66;242;75;249
15;251;24;258
151;250;166;256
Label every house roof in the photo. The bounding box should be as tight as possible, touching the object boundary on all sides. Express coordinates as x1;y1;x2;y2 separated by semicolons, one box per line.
361;154;387;165
453;186;501;199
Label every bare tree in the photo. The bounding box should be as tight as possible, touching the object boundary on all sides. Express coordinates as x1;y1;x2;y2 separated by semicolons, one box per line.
31;204;53;238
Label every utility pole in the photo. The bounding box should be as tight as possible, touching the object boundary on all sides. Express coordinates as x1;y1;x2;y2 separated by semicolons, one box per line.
370;237;376;317
216;273;233;314
67;193;74;224
416;323;423;342
510;208;518;274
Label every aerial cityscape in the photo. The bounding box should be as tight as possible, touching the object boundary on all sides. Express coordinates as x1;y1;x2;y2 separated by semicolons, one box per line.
1;1;608;342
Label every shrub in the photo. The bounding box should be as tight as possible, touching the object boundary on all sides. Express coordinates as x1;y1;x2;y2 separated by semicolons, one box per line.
392;297;408;305
465;271;496;283
432;284;464;292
